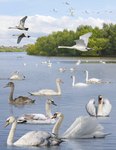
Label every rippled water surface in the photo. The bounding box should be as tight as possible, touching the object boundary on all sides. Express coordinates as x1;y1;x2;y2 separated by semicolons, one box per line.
0;52;116;150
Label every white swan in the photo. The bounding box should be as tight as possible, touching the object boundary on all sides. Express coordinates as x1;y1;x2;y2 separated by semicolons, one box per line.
17;99;57;124
10;71;25;80
8;16;28;31
29;78;63;96
85;70;102;83
51;112;109;139
5;115;63;147
13;33;30;44
86;95;112;117
58;32;92;51
71;75;88;87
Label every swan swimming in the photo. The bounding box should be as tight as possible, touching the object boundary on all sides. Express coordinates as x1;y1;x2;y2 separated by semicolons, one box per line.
58;32;92;51
29;78;63;96
17;99;57;124
10;71;25;80
71;75;88;87
8;16;28;31
5;115;63;147
12;33;30;44
86;95;112;117
4;82;35;106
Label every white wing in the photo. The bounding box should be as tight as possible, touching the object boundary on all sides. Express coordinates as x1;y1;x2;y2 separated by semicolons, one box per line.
19;16;27;27
80;32;92;46
63;116;106;138
86;99;97;116
74;39;86;47
102;99;112;116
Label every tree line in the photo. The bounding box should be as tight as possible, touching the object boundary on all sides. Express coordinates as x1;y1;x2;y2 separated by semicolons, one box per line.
26;23;116;57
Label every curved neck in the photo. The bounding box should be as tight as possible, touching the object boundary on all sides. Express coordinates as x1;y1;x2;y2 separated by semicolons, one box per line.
56;82;61;95
72;76;75;86
85;71;88;81
9;86;14;102
97;103;103;116
52;114;64;136
45;101;52;118
7;120;17;145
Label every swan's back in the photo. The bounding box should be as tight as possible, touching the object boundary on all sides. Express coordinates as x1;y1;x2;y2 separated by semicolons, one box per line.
14;96;35;104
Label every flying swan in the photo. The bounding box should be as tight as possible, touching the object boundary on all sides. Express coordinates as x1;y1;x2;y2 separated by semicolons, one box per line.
5;112;108;147
4;82;35;106
58;32;92;51
71;75;88;87
12;33;30;44
17;99;57;124
86;95;112;117
29;78;63;96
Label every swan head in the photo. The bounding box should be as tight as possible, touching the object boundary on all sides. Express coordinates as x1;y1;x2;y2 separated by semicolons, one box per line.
4;82;14;88
51;112;64;119
56;78;63;84
47;99;57;106
98;95;103;104
5;116;16;127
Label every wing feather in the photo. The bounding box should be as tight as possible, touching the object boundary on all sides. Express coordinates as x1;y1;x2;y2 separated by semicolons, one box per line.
102;99;112;116
86;99;97;116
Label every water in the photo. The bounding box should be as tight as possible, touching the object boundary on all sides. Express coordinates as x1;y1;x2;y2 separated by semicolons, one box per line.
0;52;116;150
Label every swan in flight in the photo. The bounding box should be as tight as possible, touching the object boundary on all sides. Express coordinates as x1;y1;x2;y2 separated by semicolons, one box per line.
12;33;30;44
4;82;35;106
8;16;28;31
17;99;57;124
29;78;63;96
85;70;102;84
86;95;112;117
10;71;25;80
58;32;92;51
4;115;63;147
71;76;88;87
51;112;109;139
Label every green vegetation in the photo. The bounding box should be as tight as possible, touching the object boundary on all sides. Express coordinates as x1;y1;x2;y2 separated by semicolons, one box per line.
0;47;25;52
26;23;116;57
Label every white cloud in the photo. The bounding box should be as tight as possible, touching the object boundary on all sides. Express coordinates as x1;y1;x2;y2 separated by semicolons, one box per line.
0;15;114;46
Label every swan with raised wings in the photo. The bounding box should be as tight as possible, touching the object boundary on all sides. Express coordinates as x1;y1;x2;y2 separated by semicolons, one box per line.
4;115;63;147
4;82;35;106
86;95;112;117
17;99;57;124
29;78;63;96
71;75;88;87
58;32;92;51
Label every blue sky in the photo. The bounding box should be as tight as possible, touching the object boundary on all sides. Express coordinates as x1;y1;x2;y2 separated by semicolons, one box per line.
0;0;116;46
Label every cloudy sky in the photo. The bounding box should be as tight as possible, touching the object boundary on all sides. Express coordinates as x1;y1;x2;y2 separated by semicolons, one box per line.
0;0;116;47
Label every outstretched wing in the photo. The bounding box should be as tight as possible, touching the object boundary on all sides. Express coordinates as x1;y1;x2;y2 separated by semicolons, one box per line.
86;99;97;116
74;39;86;47
80;32;92;46
20;16;28;27
17;33;25;44
102;99;112;116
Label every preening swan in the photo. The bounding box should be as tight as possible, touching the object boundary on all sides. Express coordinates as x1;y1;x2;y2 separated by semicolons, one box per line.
5;115;63;147
85;70;102;83
58;32;92;51
8;16;28;31
51;112;109;139
10;71;25;80
12;33;30;44
86;95;112;117
17;99;57;124
71;75;88;87
4;82;35;106
29;78;63;96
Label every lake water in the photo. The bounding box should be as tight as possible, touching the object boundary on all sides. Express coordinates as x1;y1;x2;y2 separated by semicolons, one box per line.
0;52;116;150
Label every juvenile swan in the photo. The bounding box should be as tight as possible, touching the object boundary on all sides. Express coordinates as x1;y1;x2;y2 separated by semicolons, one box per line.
29;78;63;96
4;82;35;106
5;115;63;147
17;99;57;124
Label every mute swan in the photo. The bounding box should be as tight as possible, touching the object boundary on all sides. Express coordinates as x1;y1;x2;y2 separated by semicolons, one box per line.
85;70;102;83
4;82;35;106
5;115;63;147
51;112;109;139
8;16;28;31
58;32;92;51
17;99;57;124
12;33;30;44
10;71;25;80
29;78;63;96
86;95;112;117
71;76;88;87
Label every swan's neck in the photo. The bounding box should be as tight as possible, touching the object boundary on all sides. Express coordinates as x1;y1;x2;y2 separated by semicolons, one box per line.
52;114;64;136
56;82;61;95
9;86;14;102
72;76;75;86
97;103;103;116
45;102;52;118
7;120;17;145
85;71;89;82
